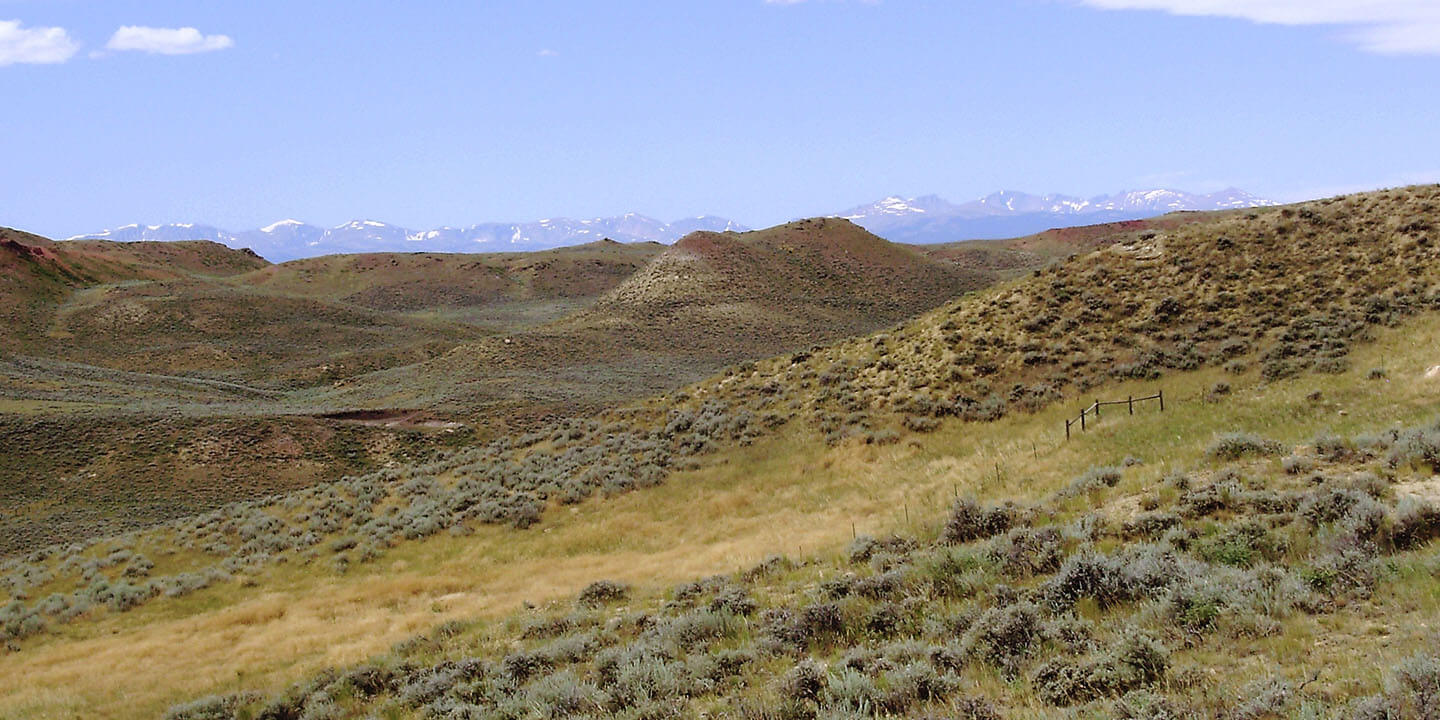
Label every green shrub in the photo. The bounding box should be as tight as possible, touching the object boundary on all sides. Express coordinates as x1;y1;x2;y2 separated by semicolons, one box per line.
942;499;1015;544
577;580;630;608
1030;630;1168;706
1206;433;1283;460
1390;499;1440;550
163;692;262;720
779;659;826;703
1388;427;1440;472
1060;466;1123;498
990;527;1064;577
523;670;608;718
961;601;1044;677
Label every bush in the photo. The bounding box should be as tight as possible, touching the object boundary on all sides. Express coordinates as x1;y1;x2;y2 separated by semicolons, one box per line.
1061;466;1123;497
1282;455;1315;475
1042;548;1178;612
990;527;1063;577
500;650;552;683
1030;630;1168;706
1390;499;1440;550
1111;690;1184;720
1196;521;1282;568
607;654;691;710
1300;488;1379;528
779;659;826;703
1313;432;1358;461
1207;433;1284;460
863;601;904;637
961;601;1044;677
1382;653;1440;719
877;661;955;713
643;608;730;655
1305;546;1378;599
524;670;608;718
578;580;630;608
820;667;881;713
1122;512;1181;540
1232;678;1293;720
709;585;758;616
1389;427;1440;472
540;630;602;664
163;692;263;720
942;499;1014;544
846;534;915;564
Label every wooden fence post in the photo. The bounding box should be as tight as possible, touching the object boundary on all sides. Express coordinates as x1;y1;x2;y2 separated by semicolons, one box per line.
1080;406;1086;431
1094;399;1100;418
1065;418;1071;440
1159;389;1165;412
1128;395;1134;415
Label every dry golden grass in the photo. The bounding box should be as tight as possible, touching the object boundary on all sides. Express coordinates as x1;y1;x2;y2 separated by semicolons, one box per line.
5;313;1440;719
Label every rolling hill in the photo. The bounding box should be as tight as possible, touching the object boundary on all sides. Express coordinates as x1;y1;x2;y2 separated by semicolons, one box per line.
0;219;1003;556
3;186;1439;719
314;219;997;419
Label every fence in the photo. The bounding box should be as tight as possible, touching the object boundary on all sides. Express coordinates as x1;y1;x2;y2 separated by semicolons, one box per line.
1065;390;1163;440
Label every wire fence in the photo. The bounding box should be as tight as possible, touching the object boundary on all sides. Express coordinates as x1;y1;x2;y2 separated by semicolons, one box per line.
1065;390;1163;440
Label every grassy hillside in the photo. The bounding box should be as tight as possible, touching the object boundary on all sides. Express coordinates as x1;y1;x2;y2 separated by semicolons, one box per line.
41;277;485;385
1;186;1437;718
0;231;269;354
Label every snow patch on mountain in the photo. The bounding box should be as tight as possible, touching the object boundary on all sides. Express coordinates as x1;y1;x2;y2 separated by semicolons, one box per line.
835;188;1278;244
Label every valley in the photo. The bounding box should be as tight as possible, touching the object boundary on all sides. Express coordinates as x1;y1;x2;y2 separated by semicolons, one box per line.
0;219;1055;555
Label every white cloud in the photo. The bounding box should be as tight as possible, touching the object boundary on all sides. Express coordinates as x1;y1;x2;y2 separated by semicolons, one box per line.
0;19;79;66
105;26;233;55
1077;1;1440;54
537;48;559;57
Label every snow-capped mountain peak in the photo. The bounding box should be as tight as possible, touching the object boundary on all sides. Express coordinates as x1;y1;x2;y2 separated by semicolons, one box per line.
838;194;958;222
831;187;1277;245
65;214;750;262
259;219;305;233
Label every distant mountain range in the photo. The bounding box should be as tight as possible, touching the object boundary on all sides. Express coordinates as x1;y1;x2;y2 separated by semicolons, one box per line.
834;188;1279;244
65;188;1276;261
67;215;748;262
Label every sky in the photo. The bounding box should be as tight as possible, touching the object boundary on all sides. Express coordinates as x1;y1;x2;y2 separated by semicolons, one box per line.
1;0;1438;238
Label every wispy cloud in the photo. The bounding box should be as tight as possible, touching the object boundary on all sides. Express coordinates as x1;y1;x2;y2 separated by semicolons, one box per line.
1077;1;1440;55
537;48;559;57
105;26;233;55
0;19;79;66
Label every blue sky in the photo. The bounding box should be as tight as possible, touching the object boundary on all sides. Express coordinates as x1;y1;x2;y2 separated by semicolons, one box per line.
1;0;1437;237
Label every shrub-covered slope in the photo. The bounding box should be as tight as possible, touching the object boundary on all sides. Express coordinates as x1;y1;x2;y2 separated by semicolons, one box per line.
673;185;1440;443
151;413;1440;718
